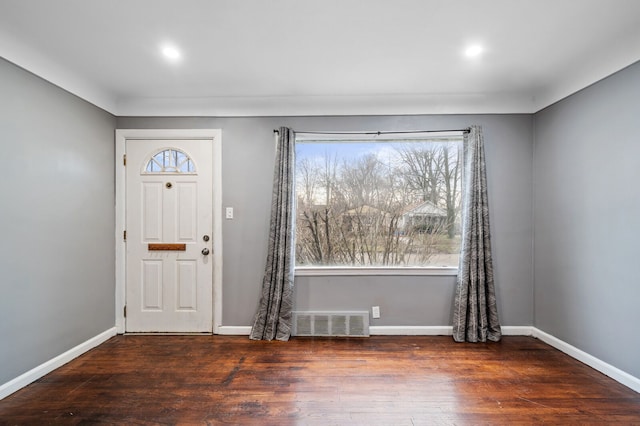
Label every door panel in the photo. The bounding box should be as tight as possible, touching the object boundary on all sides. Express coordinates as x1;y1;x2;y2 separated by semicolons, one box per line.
177;260;197;310
126;139;213;332
143;183;163;241
142;260;163;310
176;183;197;241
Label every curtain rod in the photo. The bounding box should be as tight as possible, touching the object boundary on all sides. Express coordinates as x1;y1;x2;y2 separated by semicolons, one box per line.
273;128;470;135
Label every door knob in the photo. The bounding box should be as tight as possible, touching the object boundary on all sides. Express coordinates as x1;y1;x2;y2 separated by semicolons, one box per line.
201;248;210;256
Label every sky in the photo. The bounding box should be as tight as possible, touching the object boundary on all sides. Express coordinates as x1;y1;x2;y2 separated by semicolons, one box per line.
296;138;462;167
296;141;400;164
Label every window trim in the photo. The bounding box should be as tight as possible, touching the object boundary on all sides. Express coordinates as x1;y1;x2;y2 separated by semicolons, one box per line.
295;131;464;273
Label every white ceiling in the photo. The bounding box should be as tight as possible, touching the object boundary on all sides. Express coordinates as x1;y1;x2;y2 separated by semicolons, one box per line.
1;0;640;116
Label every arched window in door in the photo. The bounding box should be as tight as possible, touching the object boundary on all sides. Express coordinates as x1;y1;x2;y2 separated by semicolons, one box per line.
144;148;196;173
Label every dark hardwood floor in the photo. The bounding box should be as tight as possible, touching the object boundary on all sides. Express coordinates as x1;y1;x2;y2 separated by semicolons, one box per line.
1;335;639;425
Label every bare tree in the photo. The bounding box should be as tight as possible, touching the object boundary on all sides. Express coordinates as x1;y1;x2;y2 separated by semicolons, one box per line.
395;141;462;239
436;145;461;238
295;140;462;267
296;158;322;263
396;145;440;203
295;153;342;265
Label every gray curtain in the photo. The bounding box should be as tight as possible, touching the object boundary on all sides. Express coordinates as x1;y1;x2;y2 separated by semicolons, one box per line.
452;125;502;342
250;127;296;341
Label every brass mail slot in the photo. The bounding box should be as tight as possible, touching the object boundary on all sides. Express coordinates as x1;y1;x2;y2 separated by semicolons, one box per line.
148;243;186;251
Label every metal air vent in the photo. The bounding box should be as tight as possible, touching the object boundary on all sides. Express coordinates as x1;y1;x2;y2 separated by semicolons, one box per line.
292;311;369;337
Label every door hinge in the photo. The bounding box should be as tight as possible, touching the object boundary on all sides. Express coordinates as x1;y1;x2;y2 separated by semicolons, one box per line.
123;154;126;166
124;306;127;318
123;230;127;241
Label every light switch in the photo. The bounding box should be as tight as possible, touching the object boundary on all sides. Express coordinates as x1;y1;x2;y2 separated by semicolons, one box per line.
225;207;234;219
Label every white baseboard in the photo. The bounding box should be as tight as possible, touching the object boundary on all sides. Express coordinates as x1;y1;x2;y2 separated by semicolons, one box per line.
215;325;535;337
369;325;534;336
0;327;117;400
532;327;640;393
217;325;456;336
216;326;252;335
501;326;534;336
369;326;453;335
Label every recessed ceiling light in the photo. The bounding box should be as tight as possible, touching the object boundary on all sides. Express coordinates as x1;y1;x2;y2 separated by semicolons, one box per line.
161;45;181;61
464;45;484;58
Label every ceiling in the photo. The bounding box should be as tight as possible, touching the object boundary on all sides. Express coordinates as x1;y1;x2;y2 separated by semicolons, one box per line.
1;0;640;116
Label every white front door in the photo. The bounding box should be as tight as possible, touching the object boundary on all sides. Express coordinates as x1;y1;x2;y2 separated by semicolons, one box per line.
125;139;213;332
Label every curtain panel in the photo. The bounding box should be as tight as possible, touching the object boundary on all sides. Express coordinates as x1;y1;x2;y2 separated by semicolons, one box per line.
249;127;296;341
452;125;502;342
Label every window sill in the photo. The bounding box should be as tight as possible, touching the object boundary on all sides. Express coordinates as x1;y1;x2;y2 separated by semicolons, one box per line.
294;267;458;277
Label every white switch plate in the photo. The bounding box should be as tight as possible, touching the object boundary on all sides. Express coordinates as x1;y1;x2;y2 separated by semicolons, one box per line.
372;306;380;319
225;207;234;219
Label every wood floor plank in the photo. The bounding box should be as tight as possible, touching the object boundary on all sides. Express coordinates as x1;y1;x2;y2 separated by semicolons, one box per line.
0;335;639;425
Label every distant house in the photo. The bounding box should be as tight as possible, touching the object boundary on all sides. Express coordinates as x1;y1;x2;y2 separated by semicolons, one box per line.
341;205;389;232
343;205;386;217
400;201;447;233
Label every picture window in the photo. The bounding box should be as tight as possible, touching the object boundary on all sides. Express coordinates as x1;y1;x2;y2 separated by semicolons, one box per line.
295;134;463;269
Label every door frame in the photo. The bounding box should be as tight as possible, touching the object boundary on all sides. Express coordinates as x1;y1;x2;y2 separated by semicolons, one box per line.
115;129;223;334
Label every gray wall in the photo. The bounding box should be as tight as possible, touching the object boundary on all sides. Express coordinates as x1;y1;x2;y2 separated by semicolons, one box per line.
0;59;116;384
534;61;640;377
3;44;638;390
117;114;534;328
